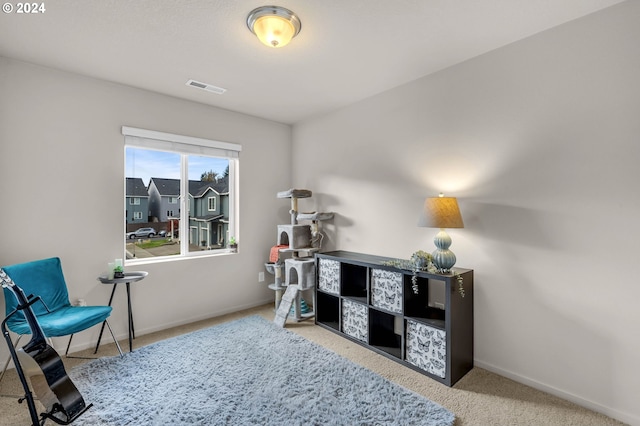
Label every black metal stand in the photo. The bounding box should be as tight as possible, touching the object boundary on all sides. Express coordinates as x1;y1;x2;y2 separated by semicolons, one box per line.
2;314;40;426
40;403;93;425
2;303;91;425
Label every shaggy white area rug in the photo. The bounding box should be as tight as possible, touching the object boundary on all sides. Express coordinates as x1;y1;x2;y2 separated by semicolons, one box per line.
69;315;454;425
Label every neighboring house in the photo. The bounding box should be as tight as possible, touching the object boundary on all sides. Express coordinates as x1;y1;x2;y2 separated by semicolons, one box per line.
148;177;230;247
148;177;180;222
189;177;230;248
125;178;149;224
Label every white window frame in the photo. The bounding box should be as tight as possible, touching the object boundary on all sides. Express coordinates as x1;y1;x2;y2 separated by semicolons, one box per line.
208;196;216;211
123;126;241;264
130;197;141;205
133;211;143;220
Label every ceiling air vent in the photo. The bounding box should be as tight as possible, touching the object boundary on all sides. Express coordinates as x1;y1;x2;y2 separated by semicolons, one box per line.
186;79;227;95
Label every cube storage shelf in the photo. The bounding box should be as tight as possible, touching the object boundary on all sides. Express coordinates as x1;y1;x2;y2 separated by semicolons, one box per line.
315;250;474;387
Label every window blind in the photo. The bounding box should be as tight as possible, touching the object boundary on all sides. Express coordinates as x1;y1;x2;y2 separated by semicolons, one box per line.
122;126;241;158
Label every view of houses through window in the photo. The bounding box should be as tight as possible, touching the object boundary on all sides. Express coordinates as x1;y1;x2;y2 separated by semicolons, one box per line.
125;146;235;261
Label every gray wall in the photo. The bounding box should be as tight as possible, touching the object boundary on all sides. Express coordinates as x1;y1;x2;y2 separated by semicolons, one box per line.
1;2;639;424
291;2;639;424
0;56;291;366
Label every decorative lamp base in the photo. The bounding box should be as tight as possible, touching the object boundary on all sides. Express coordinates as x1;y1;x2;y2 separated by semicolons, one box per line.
432;229;456;273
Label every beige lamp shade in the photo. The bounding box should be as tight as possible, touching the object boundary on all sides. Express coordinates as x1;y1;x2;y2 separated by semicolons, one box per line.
418;196;464;229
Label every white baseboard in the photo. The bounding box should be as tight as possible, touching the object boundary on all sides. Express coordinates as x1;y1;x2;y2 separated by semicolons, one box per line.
2;298;275;373
474;359;638;426
64;297;274;354
124;297;275;339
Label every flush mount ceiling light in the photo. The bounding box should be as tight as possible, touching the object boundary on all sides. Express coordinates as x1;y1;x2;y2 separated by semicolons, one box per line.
247;5;301;48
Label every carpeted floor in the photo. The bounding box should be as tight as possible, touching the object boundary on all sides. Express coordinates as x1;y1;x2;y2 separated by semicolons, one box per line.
70;315;454;425
0;304;625;426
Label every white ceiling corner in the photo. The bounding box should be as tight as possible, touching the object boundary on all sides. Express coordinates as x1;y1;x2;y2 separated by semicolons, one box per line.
0;0;626;124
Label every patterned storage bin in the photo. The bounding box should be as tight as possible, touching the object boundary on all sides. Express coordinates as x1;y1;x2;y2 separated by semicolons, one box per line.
370;269;403;314
318;258;340;295
342;299;368;343
406;319;446;378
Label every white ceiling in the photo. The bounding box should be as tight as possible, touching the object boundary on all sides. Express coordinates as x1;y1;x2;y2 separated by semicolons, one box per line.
0;0;625;124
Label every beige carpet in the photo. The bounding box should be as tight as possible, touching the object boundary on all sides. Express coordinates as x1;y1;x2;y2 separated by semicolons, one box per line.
0;304;624;426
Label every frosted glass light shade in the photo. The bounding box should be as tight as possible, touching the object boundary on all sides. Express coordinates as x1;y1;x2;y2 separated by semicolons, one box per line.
247;6;301;48
253;16;295;47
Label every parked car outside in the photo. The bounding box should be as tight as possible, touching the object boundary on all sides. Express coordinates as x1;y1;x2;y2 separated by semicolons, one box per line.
127;227;157;239
158;230;167;237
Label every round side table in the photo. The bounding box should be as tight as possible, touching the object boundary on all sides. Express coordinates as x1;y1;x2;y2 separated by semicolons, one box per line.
96;271;148;352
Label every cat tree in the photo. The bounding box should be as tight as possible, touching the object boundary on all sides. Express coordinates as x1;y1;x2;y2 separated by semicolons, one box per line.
265;188;333;324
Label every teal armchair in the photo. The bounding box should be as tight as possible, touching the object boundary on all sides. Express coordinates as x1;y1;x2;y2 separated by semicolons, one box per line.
1;257;122;381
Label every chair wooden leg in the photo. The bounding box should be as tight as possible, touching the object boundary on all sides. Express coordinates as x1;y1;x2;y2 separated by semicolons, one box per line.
0;334;23;383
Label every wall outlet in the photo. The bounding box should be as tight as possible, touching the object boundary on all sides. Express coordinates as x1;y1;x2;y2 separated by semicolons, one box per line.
258;272;265;282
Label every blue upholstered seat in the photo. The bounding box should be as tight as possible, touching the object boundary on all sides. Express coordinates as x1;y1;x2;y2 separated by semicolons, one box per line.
1;257;122;383
2;257;112;338
5;304;112;337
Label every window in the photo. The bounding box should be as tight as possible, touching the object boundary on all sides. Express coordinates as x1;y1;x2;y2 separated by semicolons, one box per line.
133;212;143;220
123;126;240;262
130;197;141;205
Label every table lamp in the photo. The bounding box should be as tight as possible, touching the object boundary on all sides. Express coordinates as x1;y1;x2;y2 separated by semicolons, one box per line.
417;193;464;273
